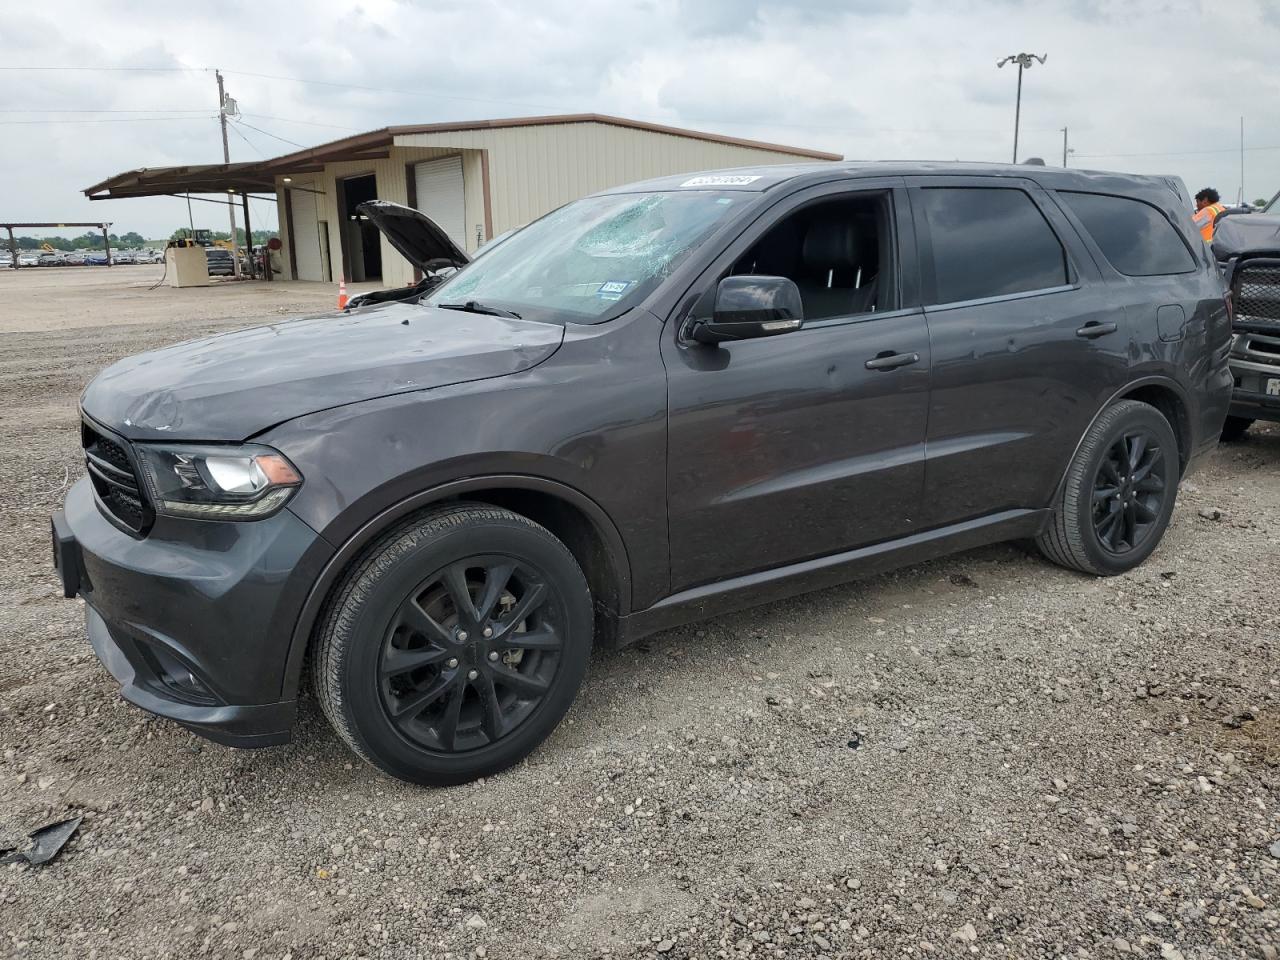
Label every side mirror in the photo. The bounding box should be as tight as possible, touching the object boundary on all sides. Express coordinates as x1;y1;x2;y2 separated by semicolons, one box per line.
689;275;805;345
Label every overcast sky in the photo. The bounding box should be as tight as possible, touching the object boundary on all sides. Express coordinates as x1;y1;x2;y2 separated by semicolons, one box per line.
6;0;1280;240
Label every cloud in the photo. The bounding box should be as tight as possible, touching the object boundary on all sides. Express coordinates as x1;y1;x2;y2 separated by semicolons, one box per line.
4;0;1280;239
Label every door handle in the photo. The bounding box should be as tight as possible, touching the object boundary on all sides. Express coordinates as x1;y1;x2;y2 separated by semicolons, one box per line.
1076;321;1118;339
865;351;921;371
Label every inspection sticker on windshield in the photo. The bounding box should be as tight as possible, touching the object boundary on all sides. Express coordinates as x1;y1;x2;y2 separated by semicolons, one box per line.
680;175;761;187
597;280;632;300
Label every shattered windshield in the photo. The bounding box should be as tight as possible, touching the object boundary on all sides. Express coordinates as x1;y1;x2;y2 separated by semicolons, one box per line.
424;191;741;322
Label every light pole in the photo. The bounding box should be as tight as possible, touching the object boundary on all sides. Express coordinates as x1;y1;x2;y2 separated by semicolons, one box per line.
997;53;1047;164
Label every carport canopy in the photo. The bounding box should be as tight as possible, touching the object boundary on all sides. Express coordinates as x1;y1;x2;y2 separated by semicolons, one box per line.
84;162;282;200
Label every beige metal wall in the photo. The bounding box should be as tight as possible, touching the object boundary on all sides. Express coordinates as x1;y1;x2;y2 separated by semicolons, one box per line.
278;147;464;288
395;121;830;236
278;123;830;287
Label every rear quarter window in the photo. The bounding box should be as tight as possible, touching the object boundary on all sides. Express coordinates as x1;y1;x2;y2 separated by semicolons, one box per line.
1058;191;1196;277
919;187;1069;305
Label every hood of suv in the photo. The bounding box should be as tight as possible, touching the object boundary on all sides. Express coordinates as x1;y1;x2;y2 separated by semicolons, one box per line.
357;200;469;272
81;301;564;442
1212;212;1280;260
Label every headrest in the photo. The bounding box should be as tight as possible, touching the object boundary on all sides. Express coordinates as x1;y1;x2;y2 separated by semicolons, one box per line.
802;220;857;269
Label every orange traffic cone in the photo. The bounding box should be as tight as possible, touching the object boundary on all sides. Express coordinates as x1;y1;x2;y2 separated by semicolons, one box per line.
337;279;348;310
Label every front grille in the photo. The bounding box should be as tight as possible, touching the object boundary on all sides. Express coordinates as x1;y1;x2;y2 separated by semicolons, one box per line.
1233;260;1280;331
82;418;152;535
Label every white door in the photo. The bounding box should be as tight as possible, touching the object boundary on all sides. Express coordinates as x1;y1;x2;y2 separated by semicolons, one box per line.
414;157;466;252
290;181;323;281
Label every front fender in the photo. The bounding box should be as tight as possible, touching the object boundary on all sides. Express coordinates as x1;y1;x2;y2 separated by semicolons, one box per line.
276;473;635;703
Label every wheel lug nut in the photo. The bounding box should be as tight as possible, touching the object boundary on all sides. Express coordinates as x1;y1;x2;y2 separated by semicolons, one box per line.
456;630;469;642
467;669;479;680
446;657;459;669
488;651;499;662
482;626;493;638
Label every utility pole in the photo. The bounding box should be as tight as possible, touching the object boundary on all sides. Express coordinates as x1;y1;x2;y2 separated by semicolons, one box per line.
215;69;242;279
1239;115;1245;206
997;53;1047;164
1061;126;1069;166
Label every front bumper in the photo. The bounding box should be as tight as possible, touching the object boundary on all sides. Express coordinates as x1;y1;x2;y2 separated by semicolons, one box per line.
54;477;330;747
1228;330;1280;423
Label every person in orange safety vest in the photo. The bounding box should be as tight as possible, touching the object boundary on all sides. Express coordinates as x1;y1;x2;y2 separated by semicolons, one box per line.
1192;188;1227;242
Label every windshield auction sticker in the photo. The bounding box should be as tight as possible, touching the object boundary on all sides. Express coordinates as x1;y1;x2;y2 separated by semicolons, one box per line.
679;175;762;187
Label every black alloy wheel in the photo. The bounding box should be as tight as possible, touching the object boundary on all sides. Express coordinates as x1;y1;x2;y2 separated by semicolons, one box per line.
379;557;563;753
314;503;593;786
1036;399;1180;576
1090;430;1168;555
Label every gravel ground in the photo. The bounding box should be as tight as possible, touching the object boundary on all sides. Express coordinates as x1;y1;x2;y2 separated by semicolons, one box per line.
1;269;1278;959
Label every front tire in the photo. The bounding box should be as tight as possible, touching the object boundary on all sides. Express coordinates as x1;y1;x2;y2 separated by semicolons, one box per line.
314;503;592;786
1037;400;1179;576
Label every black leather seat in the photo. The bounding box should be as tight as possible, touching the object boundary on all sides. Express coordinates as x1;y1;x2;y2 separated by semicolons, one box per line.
798;220;878;319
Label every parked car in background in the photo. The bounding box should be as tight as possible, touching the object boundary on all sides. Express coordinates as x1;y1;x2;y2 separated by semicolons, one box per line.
112;251;137;265
18;252;40;267
53;162;1231;786
84;252;109;266
0;252;13;268
205;248;235;277
1211;189;1280;439
66;252;87;266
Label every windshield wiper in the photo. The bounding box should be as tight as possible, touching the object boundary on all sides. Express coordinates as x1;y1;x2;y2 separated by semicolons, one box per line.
436;300;522;319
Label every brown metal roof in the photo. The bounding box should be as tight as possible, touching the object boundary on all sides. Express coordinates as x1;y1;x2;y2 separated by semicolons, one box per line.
260;113;843;168
86;113;842;199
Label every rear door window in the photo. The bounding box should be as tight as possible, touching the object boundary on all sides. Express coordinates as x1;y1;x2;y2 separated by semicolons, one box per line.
919;187;1069;305
1058;191;1196;276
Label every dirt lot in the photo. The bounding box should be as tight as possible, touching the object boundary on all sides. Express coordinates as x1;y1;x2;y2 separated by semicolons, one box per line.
0;264;378;334
1;267;1277;959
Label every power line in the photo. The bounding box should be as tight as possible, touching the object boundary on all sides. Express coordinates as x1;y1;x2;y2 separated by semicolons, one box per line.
0;108;209;114
226;120;264;157
239;112;361;131
0;64;1063;141
232;118;305;149
0;115;216;125
1074;144;1280;159
219;68;1055;138
0;65;204;73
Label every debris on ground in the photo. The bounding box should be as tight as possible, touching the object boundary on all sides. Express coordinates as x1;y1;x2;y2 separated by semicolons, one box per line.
0;815;81;867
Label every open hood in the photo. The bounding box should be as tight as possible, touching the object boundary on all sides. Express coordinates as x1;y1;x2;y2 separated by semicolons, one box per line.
1212;212;1280;260
357;199;469;272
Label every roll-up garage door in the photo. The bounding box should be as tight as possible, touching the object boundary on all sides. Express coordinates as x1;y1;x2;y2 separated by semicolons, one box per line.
289;181;324;281
414;157;466;251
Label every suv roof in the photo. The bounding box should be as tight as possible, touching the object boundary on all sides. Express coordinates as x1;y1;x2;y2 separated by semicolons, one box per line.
608;161;1189;206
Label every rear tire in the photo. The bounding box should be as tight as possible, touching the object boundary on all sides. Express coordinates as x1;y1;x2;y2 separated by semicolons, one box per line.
314;503;592;786
1220;416;1253;442
1037;400;1179;576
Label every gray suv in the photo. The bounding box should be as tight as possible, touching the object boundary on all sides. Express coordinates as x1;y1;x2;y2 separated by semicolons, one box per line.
52;162;1232;785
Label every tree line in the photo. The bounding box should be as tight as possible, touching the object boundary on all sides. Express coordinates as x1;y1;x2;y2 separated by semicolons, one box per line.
6;228;278;251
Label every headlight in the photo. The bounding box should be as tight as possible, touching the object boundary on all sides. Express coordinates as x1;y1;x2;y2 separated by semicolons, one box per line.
135;443;303;520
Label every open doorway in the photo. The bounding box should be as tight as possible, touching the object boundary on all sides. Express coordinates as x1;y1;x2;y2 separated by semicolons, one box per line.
340;174;382;282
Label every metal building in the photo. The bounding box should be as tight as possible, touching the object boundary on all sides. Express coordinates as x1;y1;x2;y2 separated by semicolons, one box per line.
86;114;841;287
